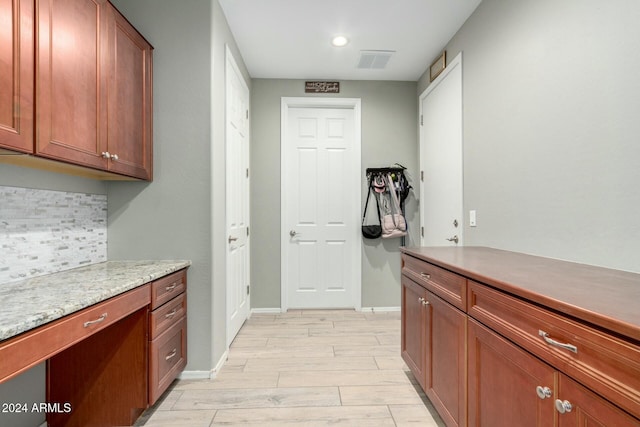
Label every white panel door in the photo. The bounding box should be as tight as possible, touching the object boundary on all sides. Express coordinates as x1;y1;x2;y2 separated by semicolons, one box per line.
420;53;463;246
226;46;250;346
282;99;361;309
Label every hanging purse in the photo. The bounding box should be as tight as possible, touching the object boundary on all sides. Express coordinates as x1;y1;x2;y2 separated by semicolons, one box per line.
381;174;407;239
362;179;382;239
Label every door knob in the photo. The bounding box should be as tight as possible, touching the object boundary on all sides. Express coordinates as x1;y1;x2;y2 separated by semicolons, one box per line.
446;235;459;244
289;230;298;237
228;235;238;243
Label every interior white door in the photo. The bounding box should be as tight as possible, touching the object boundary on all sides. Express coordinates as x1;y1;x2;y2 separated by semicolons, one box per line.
281;98;361;310
420;53;463;246
226;46;250;346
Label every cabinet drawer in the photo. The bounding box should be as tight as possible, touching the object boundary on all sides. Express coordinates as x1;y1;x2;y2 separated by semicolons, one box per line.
150;293;186;339
151;269;186;309
149;316;187;404
402;254;466;311
0;284;150;383
468;280;640;419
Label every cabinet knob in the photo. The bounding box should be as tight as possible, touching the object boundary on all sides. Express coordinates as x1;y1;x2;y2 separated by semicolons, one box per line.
535;386;552;399
101;151;111;159
110;153;119;161
422;300;430;306
555;399;573;414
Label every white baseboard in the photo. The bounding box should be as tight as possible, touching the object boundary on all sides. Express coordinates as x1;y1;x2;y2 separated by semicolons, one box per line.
360;306;401;312
178;350;228;381
178;370;212;380
252;307;399;313
251;307;283;314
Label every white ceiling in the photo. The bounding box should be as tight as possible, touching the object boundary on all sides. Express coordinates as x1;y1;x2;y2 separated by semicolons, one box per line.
218;0;482;81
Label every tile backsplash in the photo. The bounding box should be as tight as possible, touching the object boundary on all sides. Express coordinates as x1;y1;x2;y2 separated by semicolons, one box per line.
0;186;107;284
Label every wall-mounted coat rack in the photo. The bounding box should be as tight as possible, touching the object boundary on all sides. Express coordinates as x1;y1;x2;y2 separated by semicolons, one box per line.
364;164;412;243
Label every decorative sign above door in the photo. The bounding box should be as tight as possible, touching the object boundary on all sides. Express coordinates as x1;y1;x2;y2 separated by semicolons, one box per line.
305;81;340;93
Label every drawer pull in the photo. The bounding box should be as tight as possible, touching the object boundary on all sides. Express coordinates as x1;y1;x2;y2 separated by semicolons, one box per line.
536;386;552;399
539;330;578;353
165;283;178;292
165;348;178;361
418;297;430;306
83;313;108;328
165;309;178;319
555;399;573;414
420;273;431;280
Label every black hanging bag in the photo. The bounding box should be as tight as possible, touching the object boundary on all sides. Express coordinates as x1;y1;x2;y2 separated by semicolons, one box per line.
362;179;382;239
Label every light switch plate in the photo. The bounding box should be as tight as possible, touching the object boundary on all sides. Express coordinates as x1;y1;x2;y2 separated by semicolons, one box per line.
470;210;477;227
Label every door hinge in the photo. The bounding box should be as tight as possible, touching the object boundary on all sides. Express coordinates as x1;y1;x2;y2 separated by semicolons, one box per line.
420;115;423;126
246;285;250;295
421;171;424;182
246;110;249;119
421;227;424;237
246;227;249;236
246;168;249;178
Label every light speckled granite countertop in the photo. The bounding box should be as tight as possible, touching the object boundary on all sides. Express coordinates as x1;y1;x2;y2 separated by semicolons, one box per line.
0;260;191;341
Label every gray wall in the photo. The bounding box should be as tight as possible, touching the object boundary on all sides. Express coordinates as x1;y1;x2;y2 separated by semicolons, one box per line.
250;79;419;309
106;0;250;372
418;0;640;273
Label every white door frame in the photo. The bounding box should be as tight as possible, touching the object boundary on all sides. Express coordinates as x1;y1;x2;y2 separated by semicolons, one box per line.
419;52;464;246
280;97;362;312
225;45;250;346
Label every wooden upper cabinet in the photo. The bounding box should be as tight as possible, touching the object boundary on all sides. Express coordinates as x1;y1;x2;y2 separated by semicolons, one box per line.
35;0;108;169
0;0;34;152
30;0;152;179
106;2;152;180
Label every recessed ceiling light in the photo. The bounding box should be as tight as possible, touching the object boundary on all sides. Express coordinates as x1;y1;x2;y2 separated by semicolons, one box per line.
331;36;349;47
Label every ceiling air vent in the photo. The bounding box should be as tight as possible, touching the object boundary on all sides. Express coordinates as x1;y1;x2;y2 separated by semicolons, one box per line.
357;50;395;69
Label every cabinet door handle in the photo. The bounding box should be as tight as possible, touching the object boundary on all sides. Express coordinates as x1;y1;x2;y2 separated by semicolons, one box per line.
538;330;578;353
555;399;573;414
535;386;552;399
83;313;108;328
165;348;178;361
165;309;177;319
166;283;178;292
420;273;431;280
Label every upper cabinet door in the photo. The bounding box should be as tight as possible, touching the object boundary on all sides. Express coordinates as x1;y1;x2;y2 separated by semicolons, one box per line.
105;3;153;180
35;0;108;169
0;0;34;153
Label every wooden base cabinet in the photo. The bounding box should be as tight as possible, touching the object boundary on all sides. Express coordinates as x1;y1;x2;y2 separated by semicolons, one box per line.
401;247;640;427
468;319;555;427
401;275;428;391
401;274;466;427
557;376;640;427
148;269;187;404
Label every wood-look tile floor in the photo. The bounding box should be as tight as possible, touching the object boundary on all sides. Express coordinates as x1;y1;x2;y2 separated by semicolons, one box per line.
137;310;445;426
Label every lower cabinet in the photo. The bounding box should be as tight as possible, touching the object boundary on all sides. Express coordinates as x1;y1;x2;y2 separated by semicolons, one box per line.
148;269;188;404
401;275;427;390
468;319;555;427
401;250;640;427
557;375;640;427
468;319;640;427
45;269;188;426
401;275;466;427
